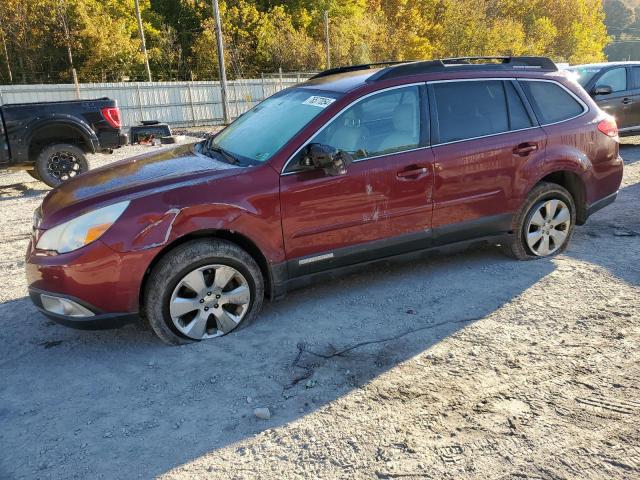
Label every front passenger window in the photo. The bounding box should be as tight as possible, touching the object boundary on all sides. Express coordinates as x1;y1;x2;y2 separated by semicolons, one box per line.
314;86;421;160
596;68;627;93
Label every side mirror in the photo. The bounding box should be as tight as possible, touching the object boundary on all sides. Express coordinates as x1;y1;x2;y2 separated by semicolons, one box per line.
302;143;353;176
592;85;613;96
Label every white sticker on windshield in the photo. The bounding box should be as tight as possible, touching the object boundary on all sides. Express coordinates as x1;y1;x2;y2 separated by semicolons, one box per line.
303;96;335;108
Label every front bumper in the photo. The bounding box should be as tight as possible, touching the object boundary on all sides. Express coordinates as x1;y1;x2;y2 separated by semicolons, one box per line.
25;238;151;329
28;287;137;329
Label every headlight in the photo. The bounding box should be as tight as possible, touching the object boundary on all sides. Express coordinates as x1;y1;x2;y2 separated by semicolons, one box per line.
36;201;130;253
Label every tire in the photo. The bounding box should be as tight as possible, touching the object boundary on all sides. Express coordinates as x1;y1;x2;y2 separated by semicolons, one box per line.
26;170;41;181
35;143;88;188
160;135;177;144
144;239;264;345
503;182;576;260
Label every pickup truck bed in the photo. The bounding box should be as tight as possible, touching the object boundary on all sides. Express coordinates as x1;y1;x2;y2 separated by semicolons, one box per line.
0;97;127;187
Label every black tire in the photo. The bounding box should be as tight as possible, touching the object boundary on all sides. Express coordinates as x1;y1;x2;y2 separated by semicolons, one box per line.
503;182;576;260
35;143;88;188
144;239;264;345
160;135;177;144
26;170;41;181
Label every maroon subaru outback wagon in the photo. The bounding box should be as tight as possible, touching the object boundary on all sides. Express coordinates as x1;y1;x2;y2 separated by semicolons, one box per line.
26;56;623;344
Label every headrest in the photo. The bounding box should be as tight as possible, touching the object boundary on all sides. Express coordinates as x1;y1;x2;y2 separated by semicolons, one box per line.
392;104;415;133
343;109;361;128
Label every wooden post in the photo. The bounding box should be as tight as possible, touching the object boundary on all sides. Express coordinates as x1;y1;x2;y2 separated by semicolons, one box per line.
72;68;81;99
135;82;144;123
134;0;152;82
187;81;197;127
212;0;230;124
324;11;330;69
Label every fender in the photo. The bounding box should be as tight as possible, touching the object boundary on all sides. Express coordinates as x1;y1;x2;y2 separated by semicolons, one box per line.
12;114;98;162
521;144;592;199
111;202;286;305
107;201;285;266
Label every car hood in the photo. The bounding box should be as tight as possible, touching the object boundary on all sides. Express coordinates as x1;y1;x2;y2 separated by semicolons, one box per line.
40;142;242;225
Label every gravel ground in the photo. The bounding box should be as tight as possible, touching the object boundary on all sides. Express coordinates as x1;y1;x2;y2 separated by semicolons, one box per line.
0;136;638;480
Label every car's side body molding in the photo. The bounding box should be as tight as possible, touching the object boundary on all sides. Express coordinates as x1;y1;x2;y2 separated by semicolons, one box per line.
276;213;513;291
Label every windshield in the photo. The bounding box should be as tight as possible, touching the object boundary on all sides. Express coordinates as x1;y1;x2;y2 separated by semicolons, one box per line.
565;66;602;87
211;88;342;163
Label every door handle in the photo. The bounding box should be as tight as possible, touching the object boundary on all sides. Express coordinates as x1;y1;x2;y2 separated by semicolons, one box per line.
622;97;633;105
512;142;538;157
397;166;429;179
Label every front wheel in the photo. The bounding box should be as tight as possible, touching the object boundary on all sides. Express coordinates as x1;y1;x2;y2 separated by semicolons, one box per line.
144;239;264;345
503;182;576;260
35;143;88;188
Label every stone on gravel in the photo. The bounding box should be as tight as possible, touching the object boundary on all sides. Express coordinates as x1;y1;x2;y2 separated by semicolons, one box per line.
253;407;271;420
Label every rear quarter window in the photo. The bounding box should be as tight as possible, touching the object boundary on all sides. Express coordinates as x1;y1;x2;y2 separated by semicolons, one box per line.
519;80;585;125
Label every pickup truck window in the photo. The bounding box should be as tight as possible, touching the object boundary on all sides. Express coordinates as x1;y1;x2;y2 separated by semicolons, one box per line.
212;89;342;163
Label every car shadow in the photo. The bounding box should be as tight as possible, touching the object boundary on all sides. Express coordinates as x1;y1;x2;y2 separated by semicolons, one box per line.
0;245;555;479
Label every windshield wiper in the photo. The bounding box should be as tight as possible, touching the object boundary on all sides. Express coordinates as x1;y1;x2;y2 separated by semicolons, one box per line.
201;139;240;165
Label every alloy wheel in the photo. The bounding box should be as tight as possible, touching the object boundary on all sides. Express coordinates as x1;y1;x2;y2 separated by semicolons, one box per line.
47;151;81;181
169;264;251;340
525;199;571;256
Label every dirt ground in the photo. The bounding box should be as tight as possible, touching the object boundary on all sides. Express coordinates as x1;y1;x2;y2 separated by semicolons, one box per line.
0;135;638;480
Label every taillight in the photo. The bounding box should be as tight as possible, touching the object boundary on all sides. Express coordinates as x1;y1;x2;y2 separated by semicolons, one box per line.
101;107;122;129
597;115;618;138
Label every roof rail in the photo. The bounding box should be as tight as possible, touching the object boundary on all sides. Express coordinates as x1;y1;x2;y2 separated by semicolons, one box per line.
309;56;557;82
309;61;408;80
367;56;557;82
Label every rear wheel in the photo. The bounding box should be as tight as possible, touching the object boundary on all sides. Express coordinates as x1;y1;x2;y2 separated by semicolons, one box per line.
144;239;264;345
503;182;576;260
26;170;41;181
35;143;88;188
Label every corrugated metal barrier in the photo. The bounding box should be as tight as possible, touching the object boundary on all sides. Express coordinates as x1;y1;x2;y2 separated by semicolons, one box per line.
0;75;314;128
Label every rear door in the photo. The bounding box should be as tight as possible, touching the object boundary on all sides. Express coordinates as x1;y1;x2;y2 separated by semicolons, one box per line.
280;84;434;276
429;79;546;242
592;67;632;128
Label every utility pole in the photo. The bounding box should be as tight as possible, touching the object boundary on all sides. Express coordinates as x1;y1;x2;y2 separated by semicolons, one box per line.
57;1;80;98
212;0;230;124
0;25;12;84
324;11;331;69
134;0;152;82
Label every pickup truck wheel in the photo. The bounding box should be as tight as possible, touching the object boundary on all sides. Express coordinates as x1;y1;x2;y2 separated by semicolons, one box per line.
503;182;576;260
26;170;41;181
144;239;264;345
35;143;88;188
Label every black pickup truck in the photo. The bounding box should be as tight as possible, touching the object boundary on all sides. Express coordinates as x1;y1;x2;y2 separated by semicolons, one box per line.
0;98;128;187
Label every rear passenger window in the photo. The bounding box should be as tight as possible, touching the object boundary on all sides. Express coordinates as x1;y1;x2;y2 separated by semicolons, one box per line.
519;81;584;125
434;80;509;143
505;82;534;130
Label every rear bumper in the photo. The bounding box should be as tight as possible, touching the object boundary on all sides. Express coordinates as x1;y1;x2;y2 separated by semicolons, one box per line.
98;130;129;150
28;287;137;330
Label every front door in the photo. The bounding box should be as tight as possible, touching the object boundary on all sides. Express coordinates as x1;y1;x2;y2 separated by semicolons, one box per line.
624;65;640;131
280;84;434;276
592;67;632;129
